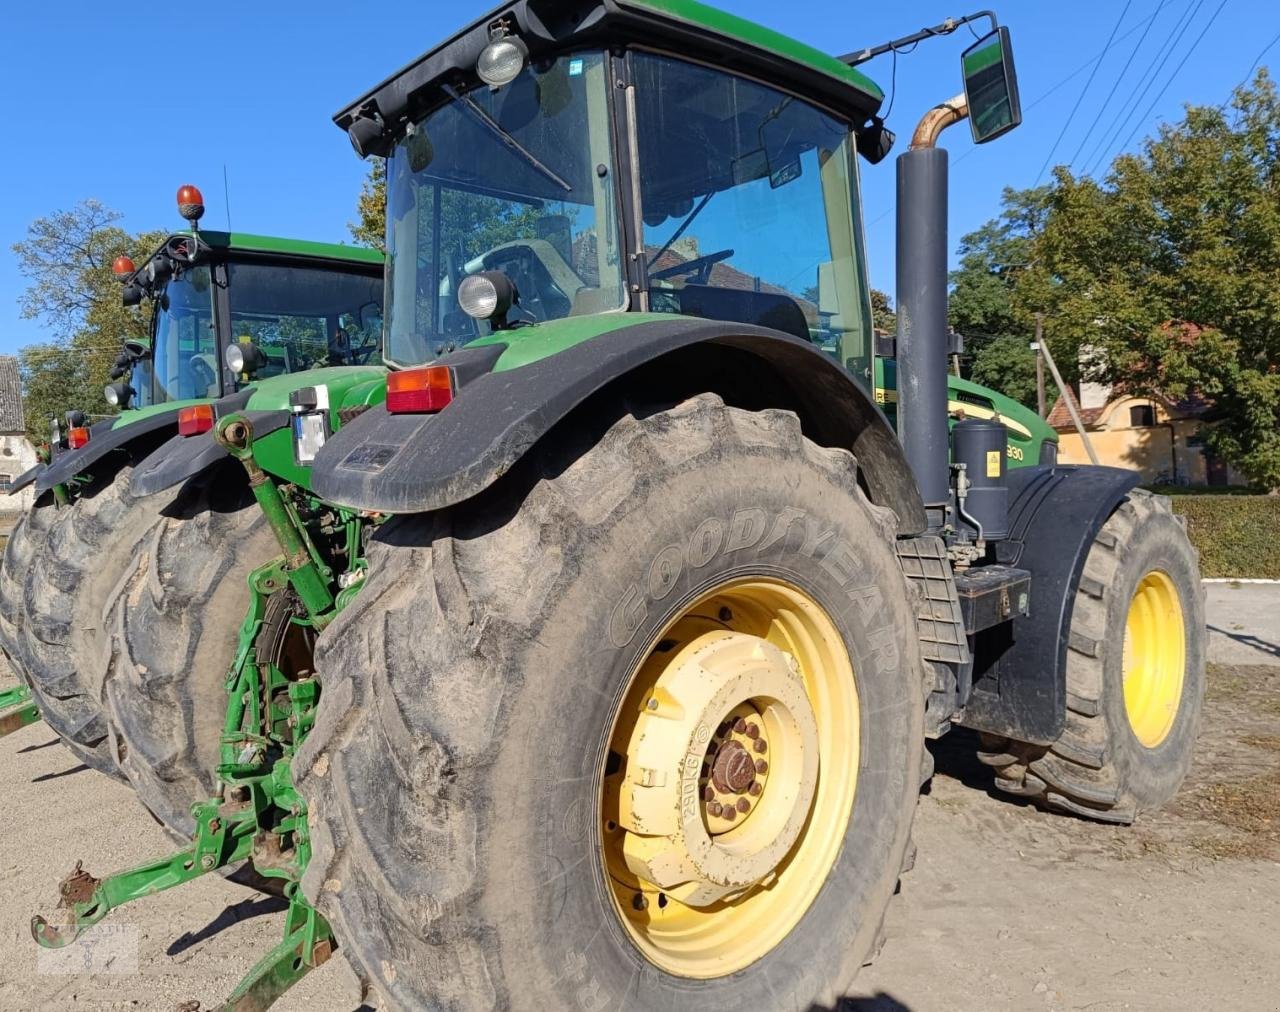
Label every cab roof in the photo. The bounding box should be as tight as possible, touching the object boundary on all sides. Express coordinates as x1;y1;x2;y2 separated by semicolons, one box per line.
335;0;884;158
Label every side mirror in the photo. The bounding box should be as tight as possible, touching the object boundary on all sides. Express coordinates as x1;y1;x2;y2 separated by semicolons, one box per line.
962;27;1022;144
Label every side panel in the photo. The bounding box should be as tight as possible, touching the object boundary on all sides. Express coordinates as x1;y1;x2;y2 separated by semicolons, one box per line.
958;464;1142;744
312;319;926;533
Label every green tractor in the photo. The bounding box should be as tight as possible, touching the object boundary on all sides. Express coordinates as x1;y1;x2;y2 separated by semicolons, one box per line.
30;4;1202;1009
0;190;384;786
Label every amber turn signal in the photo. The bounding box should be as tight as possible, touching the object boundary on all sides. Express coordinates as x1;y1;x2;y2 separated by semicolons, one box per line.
386;366;454;414
177;403;215;436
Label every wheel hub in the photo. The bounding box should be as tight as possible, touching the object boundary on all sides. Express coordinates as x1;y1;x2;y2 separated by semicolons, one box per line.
618;630;819;908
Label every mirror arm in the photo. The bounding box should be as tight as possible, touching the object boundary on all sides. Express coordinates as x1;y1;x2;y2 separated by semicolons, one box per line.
911;93;969;150
840;11;998;66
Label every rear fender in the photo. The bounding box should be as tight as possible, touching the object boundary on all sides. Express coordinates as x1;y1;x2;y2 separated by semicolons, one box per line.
34;392;253;495
311;319;927;534
958;464;1142;744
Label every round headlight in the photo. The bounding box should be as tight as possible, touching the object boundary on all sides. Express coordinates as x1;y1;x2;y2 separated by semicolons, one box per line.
458;274;500;320
225;343;246;373
477;35;528;88
103;383;120;407
457;271;518;327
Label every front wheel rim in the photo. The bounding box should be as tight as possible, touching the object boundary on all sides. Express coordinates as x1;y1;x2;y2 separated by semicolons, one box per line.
599;578;860;978
1122;569;1186;748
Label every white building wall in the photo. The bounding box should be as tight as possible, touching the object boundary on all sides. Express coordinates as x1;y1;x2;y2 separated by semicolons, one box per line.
0;433;38;514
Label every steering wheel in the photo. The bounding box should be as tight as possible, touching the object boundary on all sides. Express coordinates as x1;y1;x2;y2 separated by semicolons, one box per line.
649;248;735;285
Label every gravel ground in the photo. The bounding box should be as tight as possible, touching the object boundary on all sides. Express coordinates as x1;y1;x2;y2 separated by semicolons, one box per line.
1;613;1277;1010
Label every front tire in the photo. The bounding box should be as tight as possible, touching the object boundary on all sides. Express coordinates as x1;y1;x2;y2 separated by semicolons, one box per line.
297;395;926;1010
979;491;1205;822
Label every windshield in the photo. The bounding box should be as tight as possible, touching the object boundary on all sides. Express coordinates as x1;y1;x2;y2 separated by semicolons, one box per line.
226;262;384;376
385;51;625;365
632;54;874;382
144;265;219;404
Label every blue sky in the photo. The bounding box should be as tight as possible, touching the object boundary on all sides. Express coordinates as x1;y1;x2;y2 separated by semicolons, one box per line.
0;0;1273;354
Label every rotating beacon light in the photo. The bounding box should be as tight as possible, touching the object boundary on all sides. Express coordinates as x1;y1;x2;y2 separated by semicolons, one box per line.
177;184;205;228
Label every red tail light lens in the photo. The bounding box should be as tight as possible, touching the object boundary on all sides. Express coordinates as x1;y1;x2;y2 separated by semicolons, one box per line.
67;426;91;449
178;403;215;436
387;366;455;414
112;255;135;278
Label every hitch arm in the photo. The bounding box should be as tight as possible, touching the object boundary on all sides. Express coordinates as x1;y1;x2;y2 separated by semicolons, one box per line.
0;683;39;738
217;890;333;1011
31;804;256;948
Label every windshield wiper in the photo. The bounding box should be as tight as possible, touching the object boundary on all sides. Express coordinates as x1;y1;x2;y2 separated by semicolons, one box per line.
442;84;573;194
647;190;715;271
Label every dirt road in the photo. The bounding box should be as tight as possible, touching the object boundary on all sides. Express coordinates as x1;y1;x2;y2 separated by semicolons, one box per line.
1;660;1277;1010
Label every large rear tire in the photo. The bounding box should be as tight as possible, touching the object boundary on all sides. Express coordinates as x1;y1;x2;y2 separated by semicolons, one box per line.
297;395;926;1010
978;491;1205;822
101;467;274;837
4;469;167;780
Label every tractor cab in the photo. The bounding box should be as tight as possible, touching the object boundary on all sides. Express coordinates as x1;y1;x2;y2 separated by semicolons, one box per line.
368;10;881;382
109;188;384;413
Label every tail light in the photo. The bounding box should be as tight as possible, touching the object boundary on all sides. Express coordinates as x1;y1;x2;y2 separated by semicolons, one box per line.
178;404;215;436
387;366;454;414
67;427;91;449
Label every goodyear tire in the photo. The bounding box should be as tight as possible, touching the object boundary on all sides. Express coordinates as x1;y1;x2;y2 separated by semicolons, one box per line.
3;469;166;780
979;491;1205;822
297;395;926;1010
101;464;275;837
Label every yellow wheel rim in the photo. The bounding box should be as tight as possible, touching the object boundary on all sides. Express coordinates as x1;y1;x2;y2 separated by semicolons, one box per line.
600;578;859;978
1122;570;1186;748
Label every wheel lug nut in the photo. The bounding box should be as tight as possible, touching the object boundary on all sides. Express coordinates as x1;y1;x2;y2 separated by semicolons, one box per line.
736;797;750;813
702;785;716;802
722;806;737;822
744;723;759;739
756;759;768;774
707;801;723;817
733;718;747;734
753;738;767;754
748;782;762;797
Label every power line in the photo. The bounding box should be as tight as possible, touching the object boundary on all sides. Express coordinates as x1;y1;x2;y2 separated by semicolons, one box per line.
1034;0;1134;184
1217;27;1280;111
1084;0;1206;176
864;11;1169;232
1112;0;1231;158
1068;0;1170;169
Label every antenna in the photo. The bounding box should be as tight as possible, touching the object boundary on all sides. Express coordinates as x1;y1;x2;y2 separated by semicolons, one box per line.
223;164;233;231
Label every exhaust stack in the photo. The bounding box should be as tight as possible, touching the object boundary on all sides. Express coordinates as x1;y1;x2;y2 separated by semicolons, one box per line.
895;94;968;530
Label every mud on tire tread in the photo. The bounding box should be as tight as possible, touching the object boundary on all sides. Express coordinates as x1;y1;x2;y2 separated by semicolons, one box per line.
977;491;1205;824
4;470;163;779
101;471;273;837
297;395;927;1011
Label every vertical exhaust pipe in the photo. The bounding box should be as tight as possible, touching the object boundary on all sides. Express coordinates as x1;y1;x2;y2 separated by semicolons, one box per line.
896;94;968;530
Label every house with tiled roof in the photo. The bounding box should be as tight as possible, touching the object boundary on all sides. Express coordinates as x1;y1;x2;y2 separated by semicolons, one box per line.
0;356;38;515
1049;378;1242;487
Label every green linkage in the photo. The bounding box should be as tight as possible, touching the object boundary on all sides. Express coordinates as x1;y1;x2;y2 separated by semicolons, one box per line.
30;412;373;1010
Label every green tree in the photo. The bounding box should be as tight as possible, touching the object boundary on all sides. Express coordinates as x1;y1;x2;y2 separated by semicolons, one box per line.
349;159;387;251
969;334;1039;410
11;200;162;441
948;185;1051;360
1023;71;1280;487
870;288;896;333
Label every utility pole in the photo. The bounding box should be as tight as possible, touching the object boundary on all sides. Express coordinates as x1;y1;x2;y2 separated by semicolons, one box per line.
1034;313;1046;419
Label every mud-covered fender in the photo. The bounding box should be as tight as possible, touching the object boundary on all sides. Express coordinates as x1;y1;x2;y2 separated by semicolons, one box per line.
959;464;1142;745
7;462;46;497
34;391;255;495
311;319;927;534
129;409;290;498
